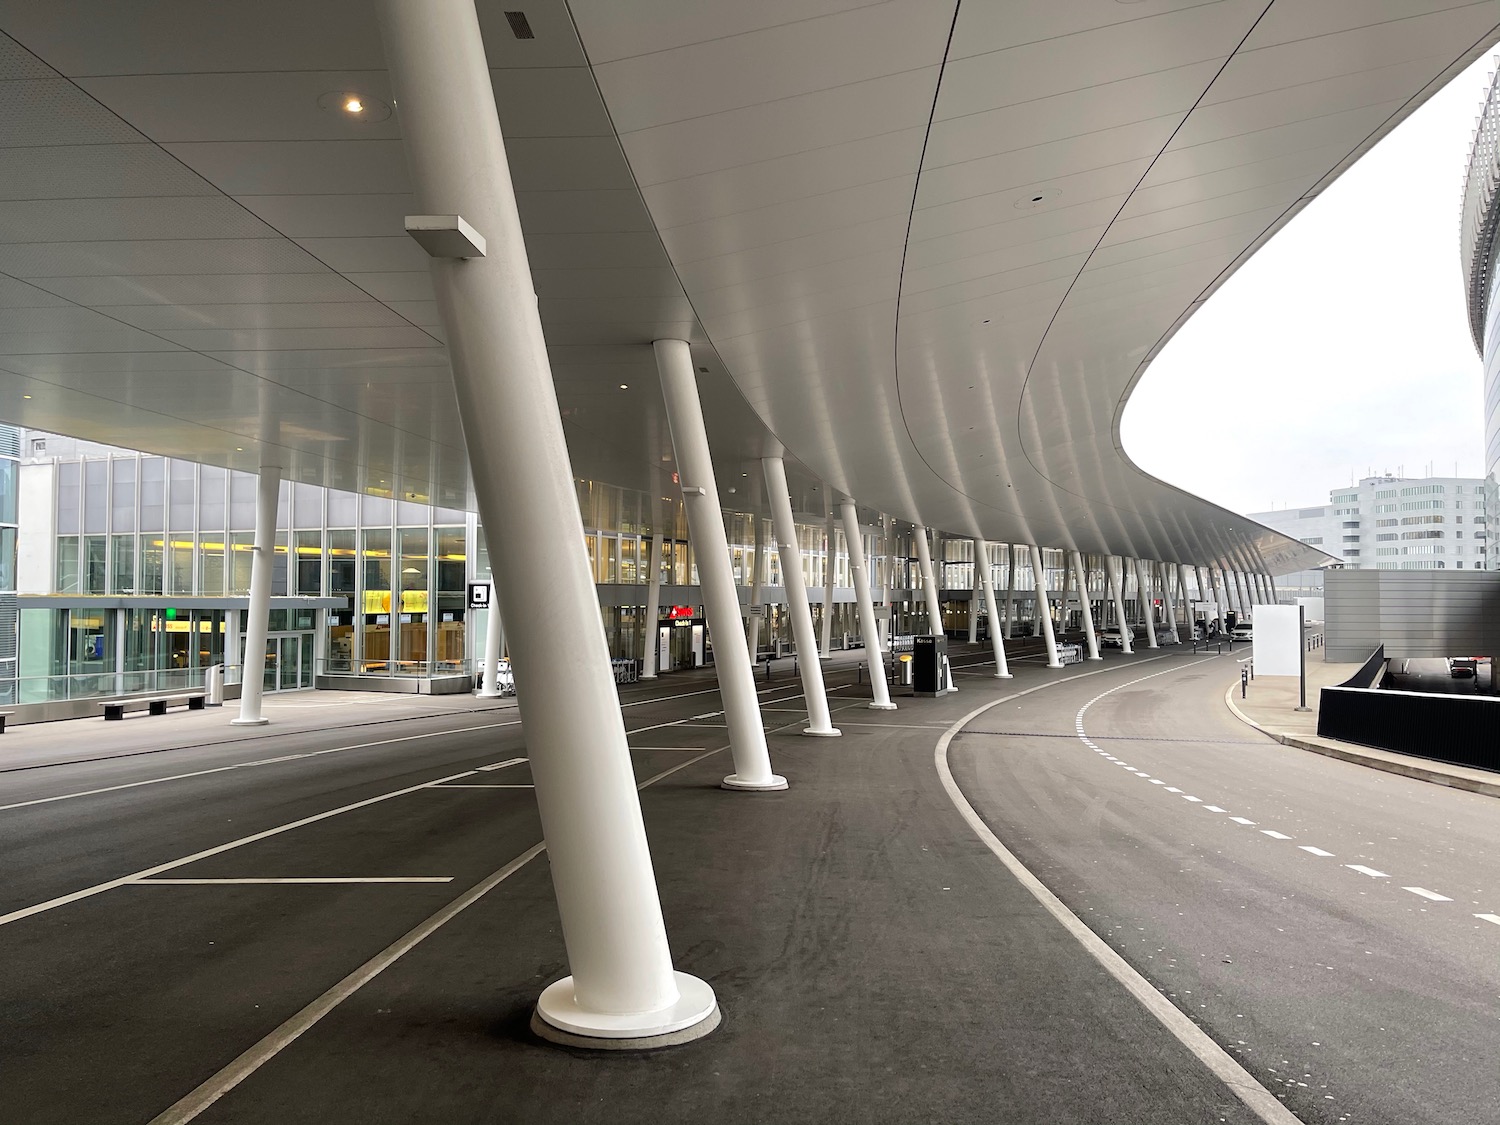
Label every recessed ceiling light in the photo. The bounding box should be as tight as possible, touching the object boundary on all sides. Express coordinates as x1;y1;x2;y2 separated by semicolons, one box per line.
1013;186;1060;210
22;394;30;399
317;90;392;123
619;383;629;390
345;97;364;113
235;447;243;451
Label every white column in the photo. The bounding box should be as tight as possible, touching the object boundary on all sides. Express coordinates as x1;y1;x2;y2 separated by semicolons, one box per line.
655;340;785;792
914;525;944;636
1210;565;1228;628
640;533;664;679
1177;562;1191;625
1160;561;1178;640
1029;544;1062;668
1072;551;1101;660
1133;558;1159;649
820;511;835;657
974;539;1012;678
378;0;715;1046
746;516;763;659
841;499;895;709
1105;556;1134;653
232;461;280;726
477;589;503;697
1003;544;1016;639
763;457;839;737
1265;571;1279;605
1059;550;1075;633
968;558;980;644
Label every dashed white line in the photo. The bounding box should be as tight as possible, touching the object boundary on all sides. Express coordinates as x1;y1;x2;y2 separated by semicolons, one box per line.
1299;846;1336;857
1346;865;1390;879
1182;795;1202;803
1228;816;1256;826
1477;914;1500;926
1204;805;1227;813
1149;779;1166;785
1260;830;1293;841
1164;786;1183;793
477;757;527;771
1403;887;1452;902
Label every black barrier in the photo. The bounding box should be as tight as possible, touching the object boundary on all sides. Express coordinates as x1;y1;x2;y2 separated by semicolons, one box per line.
1317;683;1500;773
1337;645;1386;689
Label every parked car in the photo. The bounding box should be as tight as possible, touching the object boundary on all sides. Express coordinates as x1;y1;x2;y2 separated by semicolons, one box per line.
1449;657;1478;679
1101;627;1127;648
1231;623;1253;642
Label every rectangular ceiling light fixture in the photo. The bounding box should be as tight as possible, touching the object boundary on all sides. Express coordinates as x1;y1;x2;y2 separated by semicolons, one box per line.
504;11;535;38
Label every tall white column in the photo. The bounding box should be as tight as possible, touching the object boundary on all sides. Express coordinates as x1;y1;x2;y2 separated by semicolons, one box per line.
975;539;1012;678
477;587;503;697
1265;571;1279;605
841;499;895;709
1029;545;1063;668
820;510;835;657
1059;550;1075;633
378;0;716;1046
875;515;891;651
1160;561;1178;640
1003;544;1016;639
232;462;280;726
914;525;944;636
763;457;839;737
1177;562;1191;625
1073;551;1101;660
1105;556;1134;653
968;558;980;644
746;516;764;658
1133;558;1159;649
1210;565;1228;628
655;340;785;792
640;533;664;679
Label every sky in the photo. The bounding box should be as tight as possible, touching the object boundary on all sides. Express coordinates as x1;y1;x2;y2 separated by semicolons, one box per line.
1121;53;1496;517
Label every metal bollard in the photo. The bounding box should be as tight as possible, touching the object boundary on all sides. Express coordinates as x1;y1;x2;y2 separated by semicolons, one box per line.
1241;666;1248;698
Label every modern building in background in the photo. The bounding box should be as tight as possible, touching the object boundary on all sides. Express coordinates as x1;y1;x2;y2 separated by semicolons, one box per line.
1246;474;1488;598
1462;58;1500;566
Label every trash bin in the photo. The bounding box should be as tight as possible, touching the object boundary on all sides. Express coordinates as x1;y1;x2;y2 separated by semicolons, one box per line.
206;663;224;706
898;652;914;686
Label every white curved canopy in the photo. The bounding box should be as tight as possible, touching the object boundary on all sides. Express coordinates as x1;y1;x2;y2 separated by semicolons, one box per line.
0;0;1491;572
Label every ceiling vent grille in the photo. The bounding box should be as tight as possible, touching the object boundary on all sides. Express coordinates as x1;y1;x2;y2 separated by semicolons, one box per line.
504;11;535;39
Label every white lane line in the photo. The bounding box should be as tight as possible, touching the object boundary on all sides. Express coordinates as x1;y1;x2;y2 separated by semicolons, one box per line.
142;743;733;1125
429;783;535;789
1403;887;1452;902
1346;865;1390;879
0;766;480;928
1228;817;1256;826
935;654;1302;1125
1182;795;1202;802
1164;787;1183;794
1260;830;1293;840
477;757;527;771
1477;914;1500;926
131;877;455;885
0;720;523;814
1149;779;1166;785
1299;846;1336;857
623;746;708;751
1204;805;1227;813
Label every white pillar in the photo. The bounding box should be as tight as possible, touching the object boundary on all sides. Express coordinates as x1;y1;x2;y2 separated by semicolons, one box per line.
820;511;835;658
1105;556;1134;653
655;340;785;792
1029;544;1063;668
477;588;503;697
1072;550;1101;660
841;499;895;709
763;457;839;737
1210;565;1228;628
1003;544;1016;639
378;0;715;1046
746;516;763;659
232;462;280;726
1177;562;1191;625
640;533;664;679
1133;557;1159;649
1265;571;1279;605
1059;550;1075;633
968;558;980;644
914;525;944;636
1160;561;1178;640
974;539;1012;678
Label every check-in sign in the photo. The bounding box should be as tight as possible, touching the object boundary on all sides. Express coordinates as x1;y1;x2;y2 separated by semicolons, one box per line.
467;582;492;610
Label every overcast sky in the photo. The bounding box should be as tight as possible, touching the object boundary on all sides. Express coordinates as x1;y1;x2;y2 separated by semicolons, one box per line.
1122;53;1496;517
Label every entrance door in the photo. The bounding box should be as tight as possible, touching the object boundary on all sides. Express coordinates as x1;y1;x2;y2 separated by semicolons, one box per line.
279;635;301;691
262;638;279;693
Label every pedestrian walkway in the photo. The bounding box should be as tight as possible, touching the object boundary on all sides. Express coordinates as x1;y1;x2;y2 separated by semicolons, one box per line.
1226;649;1500;799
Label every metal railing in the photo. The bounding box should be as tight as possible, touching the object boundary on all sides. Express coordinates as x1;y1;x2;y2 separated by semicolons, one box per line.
317;658;472;678
16;666;214;705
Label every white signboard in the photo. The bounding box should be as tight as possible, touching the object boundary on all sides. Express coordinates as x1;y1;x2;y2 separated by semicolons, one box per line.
1254;604;1302;677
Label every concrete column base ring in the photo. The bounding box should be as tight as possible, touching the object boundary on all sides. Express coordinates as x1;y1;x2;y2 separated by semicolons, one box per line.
533;972;719;1049
993;673;1014;680
801;727;842;738
721;773;789;791
867;701;898;711
229;717;269;727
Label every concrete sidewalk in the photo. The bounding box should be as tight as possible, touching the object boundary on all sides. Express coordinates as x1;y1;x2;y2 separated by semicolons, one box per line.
1225;649;1500;800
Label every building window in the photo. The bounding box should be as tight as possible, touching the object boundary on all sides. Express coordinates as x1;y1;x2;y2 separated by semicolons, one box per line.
110;534;135;594
56;537;79;592
83;535;106;594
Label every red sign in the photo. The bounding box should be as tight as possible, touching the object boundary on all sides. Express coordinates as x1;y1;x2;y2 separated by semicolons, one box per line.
666;605;694;620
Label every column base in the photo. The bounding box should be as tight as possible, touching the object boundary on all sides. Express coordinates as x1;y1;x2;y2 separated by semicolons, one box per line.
1087;656;1104;661
802;727;842;738
721;773;789;792
474;689;503;699
639;673;658;680
993;672;1013;679
867;701;898;711
229;716;269;727
532;972;719;1049
1046;663;1064;669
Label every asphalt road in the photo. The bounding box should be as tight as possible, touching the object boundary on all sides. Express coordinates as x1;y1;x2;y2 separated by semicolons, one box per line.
948;649;1500;1125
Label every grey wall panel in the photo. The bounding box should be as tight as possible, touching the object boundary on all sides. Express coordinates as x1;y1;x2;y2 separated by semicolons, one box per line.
1326;569;1500;661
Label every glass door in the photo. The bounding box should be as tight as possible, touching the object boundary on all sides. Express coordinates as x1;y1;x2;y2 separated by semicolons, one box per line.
262;638;279;692
280;635;301;691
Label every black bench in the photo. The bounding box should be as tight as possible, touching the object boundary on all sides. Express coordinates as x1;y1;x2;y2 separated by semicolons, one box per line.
0;711;12;734
102;693;207;721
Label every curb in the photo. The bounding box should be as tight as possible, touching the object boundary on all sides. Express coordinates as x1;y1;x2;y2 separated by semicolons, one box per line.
1223;682;1500;801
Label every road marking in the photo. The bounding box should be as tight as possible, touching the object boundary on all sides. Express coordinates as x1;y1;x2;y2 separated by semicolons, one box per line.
1260;830;1293;840
1403;887;1451;902
477;757;527;771
1149;779;1165;785
0;721;523;815
1164;786;1182;793
131;877;455;885
623;745;708;751
1299;846;1335;857
1346;865;1389;879
1182;795;1201;802
935;652;1302;1125
429;783;534;789
1204;805;1226;813
1229;816;1256;825
1477;914;1500;926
